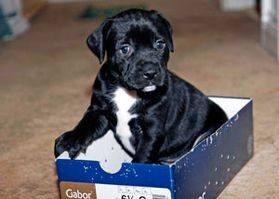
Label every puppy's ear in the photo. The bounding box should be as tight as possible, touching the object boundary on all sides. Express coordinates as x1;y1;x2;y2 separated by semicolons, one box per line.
87;19;112;64
150;10;174;52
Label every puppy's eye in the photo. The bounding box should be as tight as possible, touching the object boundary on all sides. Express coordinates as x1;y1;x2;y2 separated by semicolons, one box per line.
120;45;131;55
154;40;166;50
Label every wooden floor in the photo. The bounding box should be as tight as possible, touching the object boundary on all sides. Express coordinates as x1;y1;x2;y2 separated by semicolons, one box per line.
22;0;47;20
0;1;279;198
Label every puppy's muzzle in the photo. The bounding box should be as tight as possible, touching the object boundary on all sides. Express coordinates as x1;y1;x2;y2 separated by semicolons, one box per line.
123;60;166;92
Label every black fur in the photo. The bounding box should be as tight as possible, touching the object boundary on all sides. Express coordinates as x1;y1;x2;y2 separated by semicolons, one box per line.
54;9;227;164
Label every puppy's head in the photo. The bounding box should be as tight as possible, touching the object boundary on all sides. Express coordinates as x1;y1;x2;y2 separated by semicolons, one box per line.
87;9;174;92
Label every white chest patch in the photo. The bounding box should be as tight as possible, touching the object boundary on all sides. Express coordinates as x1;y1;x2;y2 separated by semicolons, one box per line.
113;87;138;154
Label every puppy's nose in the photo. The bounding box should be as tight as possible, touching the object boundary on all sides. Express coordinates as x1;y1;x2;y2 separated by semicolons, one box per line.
143;70;157;80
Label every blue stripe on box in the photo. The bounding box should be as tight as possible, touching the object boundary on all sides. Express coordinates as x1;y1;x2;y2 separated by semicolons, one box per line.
56;159;174;189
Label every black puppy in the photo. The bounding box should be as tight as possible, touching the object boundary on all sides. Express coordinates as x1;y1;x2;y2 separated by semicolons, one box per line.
54;9;227;164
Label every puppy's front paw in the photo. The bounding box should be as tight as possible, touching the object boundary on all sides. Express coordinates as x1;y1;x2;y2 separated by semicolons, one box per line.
54;131;86;159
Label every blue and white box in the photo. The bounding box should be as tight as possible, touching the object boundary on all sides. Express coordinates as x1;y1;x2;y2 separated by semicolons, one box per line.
56;96;253;199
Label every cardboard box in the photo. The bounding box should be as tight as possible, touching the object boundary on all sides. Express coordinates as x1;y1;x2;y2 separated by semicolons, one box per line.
56;96;253;199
